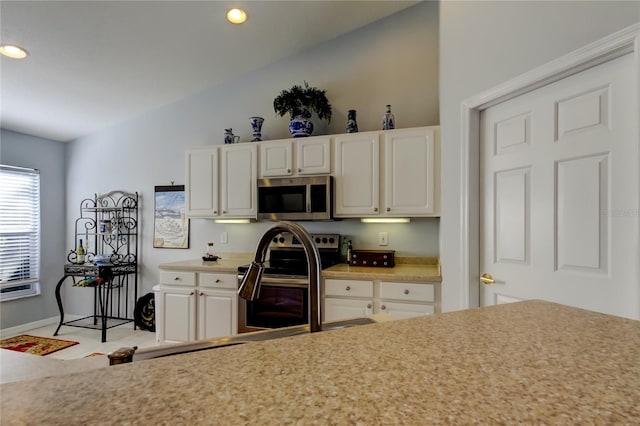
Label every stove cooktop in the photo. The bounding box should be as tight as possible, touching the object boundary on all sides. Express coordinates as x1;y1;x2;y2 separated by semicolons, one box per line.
238;232;342;276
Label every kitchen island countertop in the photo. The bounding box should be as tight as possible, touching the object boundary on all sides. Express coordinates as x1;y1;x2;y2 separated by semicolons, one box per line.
1;300;638;424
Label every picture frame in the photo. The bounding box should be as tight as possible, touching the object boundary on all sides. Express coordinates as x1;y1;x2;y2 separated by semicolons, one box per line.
153;185;189;249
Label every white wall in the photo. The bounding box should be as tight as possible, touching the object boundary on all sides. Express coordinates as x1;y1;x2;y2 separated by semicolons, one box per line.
439;1;640;312
64;2;440;316
0;130;67;328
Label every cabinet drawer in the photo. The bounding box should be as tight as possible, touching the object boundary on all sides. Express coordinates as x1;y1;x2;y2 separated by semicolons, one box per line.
199;273;237;289
325;279;373;298
160;271;196;286
379;282;434;302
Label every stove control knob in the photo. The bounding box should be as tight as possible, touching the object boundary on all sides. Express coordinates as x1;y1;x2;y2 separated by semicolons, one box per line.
315;237;321;243
329;237;335;244
279;237;285;243
272;237;278;243
322;237;328;243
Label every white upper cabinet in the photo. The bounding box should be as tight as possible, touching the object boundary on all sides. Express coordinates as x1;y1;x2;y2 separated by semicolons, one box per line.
296;137;331;175
185;144;257;219
185;147;218;217
220;144;257;218
260;140;293;177
333;132;380;217
333;127;440;218
384;127;439;216
259;136;331;178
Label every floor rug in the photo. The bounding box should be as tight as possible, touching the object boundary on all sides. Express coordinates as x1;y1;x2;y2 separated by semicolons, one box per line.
0;335;79;356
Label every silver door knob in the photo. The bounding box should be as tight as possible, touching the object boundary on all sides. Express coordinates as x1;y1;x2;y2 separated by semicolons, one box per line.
480;273;496;285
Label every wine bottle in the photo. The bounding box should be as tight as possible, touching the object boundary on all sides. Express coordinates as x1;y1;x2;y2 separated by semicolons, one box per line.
77;239;86;264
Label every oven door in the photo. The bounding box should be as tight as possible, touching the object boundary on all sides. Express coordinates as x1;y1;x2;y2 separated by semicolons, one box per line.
237;275;309;333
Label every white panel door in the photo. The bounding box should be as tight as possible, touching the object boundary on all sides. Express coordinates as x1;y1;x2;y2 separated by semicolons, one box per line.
260;140;293;177
220;144;257;218
324;298;373;322
333;133;380;217
296;137;331;175
160;286;196;343
480;53;638;319
185;148;218;217
384;127;438;216
197;288;237;340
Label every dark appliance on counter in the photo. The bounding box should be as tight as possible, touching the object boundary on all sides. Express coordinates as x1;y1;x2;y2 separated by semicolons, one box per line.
257;176;333;221
237;232;341;333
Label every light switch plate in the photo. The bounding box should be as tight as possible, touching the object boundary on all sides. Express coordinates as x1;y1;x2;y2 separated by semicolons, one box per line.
378;232;388;246
221;231;228;244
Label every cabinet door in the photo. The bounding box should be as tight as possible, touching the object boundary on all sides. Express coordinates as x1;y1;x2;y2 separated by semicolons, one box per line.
333;133;380;217
159;286;196;343
384;127;439;216
185;148;218;217
197;288;238;340
260;140;293;177
220;144;257;218
324;297;373;322
296;137;331;175
377;301;434;319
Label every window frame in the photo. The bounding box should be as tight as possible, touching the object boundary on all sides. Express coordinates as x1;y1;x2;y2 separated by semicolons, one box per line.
0;165;41;301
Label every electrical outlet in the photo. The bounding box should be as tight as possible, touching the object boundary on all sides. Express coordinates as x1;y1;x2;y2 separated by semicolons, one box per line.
221;231;228;244
378;232;388;246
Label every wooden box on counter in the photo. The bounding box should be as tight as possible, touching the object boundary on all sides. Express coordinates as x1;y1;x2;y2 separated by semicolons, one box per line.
350;250;395;267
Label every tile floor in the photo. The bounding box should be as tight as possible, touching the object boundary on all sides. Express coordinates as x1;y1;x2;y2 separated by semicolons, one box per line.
3;321;159;360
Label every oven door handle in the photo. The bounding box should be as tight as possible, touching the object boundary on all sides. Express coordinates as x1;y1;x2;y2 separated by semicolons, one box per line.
237;275;309;287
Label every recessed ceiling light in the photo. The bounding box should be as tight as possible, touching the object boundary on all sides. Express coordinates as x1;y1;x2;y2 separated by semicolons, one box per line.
0;44;29;59
226;8;247;24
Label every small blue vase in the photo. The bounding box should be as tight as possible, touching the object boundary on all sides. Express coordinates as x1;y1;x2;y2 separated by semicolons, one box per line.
289;111;313;137
346;109;358;133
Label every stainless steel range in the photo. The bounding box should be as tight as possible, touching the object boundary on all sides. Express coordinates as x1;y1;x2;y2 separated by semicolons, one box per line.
237;232;341;333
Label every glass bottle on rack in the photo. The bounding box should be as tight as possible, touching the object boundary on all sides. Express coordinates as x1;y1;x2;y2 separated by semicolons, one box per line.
76;239;86;264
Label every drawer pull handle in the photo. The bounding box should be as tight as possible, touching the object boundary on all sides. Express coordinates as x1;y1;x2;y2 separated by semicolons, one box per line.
215;279;221;283
190;291;195;296
297;168;302;173
214;210;218;214
288;169;292;173
404;289;410;295
381;305;386;310
345;286;351;291
374;207;378;212
386;207;391;212
367;304;372;309
199;291;204;296
174;277;180;281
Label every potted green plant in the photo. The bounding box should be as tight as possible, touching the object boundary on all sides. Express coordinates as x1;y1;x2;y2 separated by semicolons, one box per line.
273;81;332;137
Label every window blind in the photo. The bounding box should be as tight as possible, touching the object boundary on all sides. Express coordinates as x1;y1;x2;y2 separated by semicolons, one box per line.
0;165;41;300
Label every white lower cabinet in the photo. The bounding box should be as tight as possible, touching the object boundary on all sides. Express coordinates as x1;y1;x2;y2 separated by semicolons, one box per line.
157;271;237;344
323;278;437;322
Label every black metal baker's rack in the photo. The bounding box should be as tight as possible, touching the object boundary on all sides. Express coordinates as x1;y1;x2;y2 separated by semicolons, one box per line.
54;190;139;342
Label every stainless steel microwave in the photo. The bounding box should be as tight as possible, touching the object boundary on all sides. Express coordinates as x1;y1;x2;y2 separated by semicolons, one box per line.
257;176;333;221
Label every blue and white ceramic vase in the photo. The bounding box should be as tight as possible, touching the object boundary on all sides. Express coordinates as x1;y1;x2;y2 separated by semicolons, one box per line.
382;104;395;130
346;109;358;133
289;110;313;138
224;128;240;144
249;117;264;142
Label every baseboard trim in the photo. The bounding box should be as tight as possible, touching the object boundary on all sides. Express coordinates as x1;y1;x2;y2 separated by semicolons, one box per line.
1;315;84;338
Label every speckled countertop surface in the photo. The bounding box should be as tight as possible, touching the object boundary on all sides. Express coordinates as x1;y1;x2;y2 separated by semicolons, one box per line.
158;253;253;273
2;300;638;424
322;260;441;282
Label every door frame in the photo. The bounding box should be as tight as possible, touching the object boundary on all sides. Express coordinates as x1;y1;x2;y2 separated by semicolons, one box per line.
458;23;640;310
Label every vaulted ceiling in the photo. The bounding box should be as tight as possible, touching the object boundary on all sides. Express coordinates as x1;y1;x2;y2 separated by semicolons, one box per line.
0;1;419;142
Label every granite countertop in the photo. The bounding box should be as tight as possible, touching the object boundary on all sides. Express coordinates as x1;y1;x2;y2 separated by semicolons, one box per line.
2;300;638;424
323;257;441;282
158;253;253;273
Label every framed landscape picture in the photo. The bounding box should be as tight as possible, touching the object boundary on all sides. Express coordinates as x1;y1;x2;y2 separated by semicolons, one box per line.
153;185;189;249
